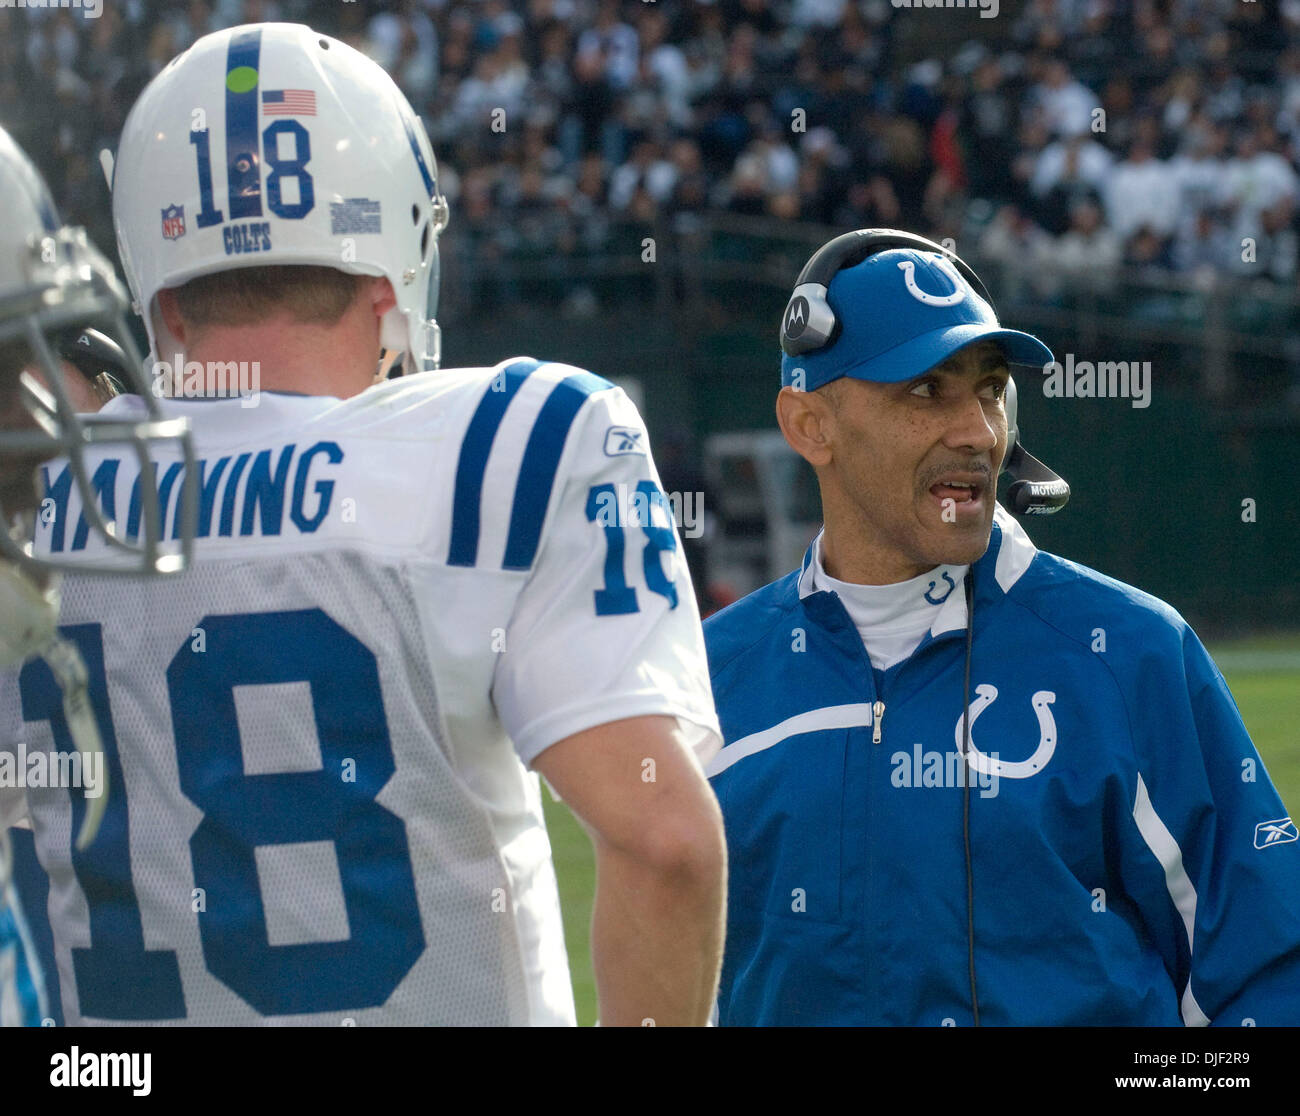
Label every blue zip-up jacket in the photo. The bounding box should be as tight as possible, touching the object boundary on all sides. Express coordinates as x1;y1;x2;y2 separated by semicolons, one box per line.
704;507;1300;1025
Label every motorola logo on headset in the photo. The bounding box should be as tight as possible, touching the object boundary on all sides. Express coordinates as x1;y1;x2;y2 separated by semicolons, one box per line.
784;296;810;340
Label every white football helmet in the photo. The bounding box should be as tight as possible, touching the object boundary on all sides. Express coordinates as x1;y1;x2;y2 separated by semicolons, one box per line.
112;22;450;371
0;124;197;583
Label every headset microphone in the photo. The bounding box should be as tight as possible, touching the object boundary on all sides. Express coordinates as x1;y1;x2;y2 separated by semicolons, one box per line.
1001;376;1070;515
1004;444;1071;515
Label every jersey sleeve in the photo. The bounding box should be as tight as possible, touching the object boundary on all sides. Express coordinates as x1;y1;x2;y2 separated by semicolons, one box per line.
492;382;721;769
1126;624;1300;1026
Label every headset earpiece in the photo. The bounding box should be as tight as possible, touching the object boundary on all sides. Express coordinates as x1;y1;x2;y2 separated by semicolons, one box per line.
781;283;838;355
780;229;994;358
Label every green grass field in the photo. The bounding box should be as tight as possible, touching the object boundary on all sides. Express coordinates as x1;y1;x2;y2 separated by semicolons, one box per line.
542;634;1300;1025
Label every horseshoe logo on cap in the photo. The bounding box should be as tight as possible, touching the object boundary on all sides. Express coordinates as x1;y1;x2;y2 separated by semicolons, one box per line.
897;255;966;307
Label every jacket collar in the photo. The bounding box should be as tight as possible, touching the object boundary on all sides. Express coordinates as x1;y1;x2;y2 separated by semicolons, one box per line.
796;504;1038;646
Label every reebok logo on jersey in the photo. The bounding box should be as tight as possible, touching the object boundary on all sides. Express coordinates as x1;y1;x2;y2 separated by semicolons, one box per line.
603;426;645;456
1254;817;1298;849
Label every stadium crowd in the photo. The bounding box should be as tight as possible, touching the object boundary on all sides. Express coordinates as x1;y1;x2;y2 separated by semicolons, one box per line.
1;0;1296;286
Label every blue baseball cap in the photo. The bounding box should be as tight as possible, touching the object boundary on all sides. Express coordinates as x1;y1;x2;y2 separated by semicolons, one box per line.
780;248;1055;389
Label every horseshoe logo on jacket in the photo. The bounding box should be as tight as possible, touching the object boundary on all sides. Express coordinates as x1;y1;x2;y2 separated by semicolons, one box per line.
924;570;956;605
954;684;1058;779
897;255;966;307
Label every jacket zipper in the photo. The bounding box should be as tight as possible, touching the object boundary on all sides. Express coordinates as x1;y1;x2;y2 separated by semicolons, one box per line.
872;699;885;745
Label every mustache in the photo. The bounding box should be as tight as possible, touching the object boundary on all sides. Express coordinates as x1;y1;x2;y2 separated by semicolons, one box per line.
919;462;994;489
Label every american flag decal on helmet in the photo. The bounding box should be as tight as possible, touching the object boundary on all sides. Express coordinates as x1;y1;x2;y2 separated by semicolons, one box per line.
262;89;316;116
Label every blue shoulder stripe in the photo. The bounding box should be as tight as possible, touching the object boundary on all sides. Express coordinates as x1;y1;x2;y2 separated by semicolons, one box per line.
503;371;612;570
447;359;542;567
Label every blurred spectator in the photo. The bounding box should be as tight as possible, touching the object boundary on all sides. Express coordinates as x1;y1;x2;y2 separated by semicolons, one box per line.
633;8;690;129
1124;225;1175;279
1250;202;1299;284
1173;208;1236;277
168;0;216;53
1204;56;1246;123
1170;117;1229;223
575;0;639;93
1026;58;1101;138
978;204;1054;299
1279;47;1300;138
609;139;674;214
374;2;439;108
1096;75;1137;155
959;55;1019;202
1056;198;1122;275
788;0;847;30
833;175;902;229
2;0;1297;314
1030;133;1114;233
1221;125;1298;272
1104;138;1180;241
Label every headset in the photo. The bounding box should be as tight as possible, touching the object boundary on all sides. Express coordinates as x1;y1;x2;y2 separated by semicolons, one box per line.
780;229;1070;516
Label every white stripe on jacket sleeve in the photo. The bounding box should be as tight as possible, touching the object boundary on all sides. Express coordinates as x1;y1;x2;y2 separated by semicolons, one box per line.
1132;773;1212;1026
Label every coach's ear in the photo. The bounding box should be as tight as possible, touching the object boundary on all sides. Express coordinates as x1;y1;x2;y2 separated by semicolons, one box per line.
776;384;834;468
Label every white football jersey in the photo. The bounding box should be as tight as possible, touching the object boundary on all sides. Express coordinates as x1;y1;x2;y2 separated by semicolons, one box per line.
0;357;721;1025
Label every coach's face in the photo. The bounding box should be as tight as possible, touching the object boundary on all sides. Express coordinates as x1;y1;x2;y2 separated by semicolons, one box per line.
779;339;1009;584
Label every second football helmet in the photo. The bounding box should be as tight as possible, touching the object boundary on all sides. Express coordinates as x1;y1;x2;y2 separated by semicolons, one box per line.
112;22;451;371
0;124;197;580
1;126;199;854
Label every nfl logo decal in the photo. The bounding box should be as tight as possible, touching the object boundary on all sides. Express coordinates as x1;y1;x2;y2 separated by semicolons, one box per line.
161;204;186;240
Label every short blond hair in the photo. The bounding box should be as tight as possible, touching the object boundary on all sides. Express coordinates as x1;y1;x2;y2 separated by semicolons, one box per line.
170;265;368;330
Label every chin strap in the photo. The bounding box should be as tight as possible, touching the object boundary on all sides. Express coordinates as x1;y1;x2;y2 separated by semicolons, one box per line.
0;564;108;852
374;348;404;382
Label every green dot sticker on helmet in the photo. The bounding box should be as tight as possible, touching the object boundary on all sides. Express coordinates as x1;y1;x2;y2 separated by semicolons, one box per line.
226;66;258;94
